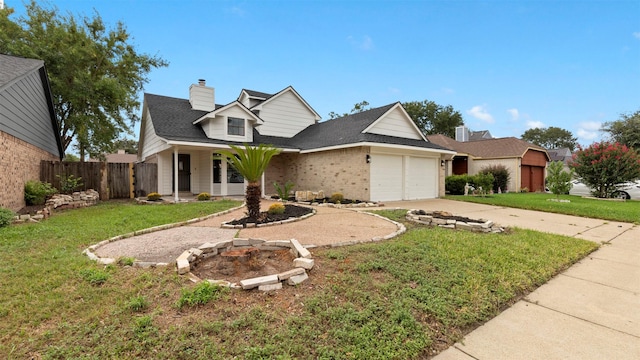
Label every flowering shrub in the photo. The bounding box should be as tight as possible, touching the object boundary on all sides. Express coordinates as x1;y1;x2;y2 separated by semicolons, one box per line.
267;202;285;215
570;141;640;198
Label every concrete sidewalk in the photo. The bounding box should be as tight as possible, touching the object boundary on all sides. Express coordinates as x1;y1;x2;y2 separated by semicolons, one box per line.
384;199;640;360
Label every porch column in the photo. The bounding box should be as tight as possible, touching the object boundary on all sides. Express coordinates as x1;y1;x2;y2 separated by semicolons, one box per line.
174;147;179;202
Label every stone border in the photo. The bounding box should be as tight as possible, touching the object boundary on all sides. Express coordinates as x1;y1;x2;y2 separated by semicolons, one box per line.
82;203;246;266
221;205;316;229
177;238;314;291
12;190;99;224
405;209;505;233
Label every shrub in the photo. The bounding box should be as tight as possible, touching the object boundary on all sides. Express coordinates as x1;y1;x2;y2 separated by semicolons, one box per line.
197;192;211;201
479;164;511;193
469;173;494;196
24;180;57;205
445;174;470;195
267;202;285;215
176;281;226;309
329;192;344;203
0;207;15;228
273;180;295;200
56;174;83;194
546;161;573;199
146;192;162;201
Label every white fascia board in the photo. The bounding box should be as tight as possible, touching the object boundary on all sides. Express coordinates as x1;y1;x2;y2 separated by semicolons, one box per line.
164;140;299;153
299;142;457;155
361;103;427;141
192;101;264;125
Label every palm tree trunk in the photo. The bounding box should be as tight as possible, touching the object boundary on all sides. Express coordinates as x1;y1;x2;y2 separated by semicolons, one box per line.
245;182;261;220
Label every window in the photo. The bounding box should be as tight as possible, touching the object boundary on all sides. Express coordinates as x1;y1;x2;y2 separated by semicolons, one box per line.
227;117;245;136
213;155;244;184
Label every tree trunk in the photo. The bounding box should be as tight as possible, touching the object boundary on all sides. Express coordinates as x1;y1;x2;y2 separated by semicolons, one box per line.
245;182;261;220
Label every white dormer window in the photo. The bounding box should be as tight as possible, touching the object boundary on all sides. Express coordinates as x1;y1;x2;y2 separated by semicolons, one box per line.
228;117;245;136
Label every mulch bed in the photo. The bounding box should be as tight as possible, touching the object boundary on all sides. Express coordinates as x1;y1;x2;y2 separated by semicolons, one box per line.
227;204;313;227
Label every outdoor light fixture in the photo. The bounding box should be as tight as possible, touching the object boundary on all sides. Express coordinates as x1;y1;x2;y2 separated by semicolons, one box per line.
366;154;371;163
441;160;445;167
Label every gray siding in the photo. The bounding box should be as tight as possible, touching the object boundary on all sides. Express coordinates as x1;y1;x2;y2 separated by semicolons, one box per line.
0;69;61;157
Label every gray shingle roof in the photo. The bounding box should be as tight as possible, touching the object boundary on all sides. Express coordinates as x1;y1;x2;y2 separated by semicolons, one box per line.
242;89;272;99
145;93;449;152
0;53;43;89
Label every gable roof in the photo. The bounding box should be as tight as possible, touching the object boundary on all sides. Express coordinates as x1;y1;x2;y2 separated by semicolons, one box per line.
240;89;273;100
192;100;264;125
0;53;63;159
428;134;549;159
250;86;321;121
469;130;492;141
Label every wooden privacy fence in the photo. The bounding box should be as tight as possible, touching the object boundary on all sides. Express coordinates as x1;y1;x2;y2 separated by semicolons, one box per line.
40;161;157;200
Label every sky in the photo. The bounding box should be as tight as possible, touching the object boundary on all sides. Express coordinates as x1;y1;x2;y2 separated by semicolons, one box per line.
6;0;640;146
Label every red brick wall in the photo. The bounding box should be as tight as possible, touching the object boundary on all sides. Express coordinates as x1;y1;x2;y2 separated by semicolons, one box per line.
0;131;59;211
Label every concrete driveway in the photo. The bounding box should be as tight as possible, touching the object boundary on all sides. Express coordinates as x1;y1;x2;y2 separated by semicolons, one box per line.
384;199;640;360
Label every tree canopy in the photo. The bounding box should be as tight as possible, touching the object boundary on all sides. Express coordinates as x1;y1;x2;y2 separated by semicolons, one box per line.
402;100;463;138
0;1;167;160
328;100;370;119
570;142;640;198
521;127;577;151
601;110;640;150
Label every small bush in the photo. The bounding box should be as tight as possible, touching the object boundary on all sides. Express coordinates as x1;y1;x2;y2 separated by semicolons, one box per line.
267;202;285;215
0;207;15;228
469;173;494;196
273;180;295;200
197;192;211;201
79;268;109;286
146;192;162;201
176;281;226;309
479;164;511;193
24;180;57;205
56;174;83;194
329;192;344;203
445;175;470;195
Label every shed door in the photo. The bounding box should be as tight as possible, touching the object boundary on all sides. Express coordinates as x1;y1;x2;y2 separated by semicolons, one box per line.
370;154;403;201
406;157;437;199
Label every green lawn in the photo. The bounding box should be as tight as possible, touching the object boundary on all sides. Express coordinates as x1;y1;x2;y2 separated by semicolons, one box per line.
445;193;640;224
0;202;599;359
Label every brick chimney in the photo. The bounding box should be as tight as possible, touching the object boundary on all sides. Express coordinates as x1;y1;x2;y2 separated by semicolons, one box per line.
189;79;215;111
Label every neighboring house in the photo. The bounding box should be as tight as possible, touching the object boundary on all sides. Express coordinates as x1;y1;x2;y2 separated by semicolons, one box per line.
547;148;573;173
0;54;63;211
138;80;455;202
89;150;138;163
427;134;550;192
454;126;493;142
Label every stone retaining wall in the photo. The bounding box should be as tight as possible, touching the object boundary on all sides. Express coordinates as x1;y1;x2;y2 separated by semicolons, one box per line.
12;190;100;224
406;209;505;233
176;238;314;291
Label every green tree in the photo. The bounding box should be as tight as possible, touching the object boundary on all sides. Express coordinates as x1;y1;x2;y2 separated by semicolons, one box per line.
546;161;573;200
63;153;80;162
601;110;640;150
521;127;577;151
402;100;463;138
215;144;281;220
328;100;370;119
0;2;167;160
570;142;640;198
112;138;138;154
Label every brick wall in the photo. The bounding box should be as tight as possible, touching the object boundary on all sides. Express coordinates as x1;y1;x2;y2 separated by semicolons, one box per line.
265;147;371;201
0;131;59;211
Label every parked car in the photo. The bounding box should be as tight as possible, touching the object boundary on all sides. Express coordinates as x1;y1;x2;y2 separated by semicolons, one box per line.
569;179;640;200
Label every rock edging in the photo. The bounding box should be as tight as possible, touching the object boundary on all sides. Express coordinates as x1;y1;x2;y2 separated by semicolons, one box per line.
405;209;506;233
13;190;100;224
178;238;314;291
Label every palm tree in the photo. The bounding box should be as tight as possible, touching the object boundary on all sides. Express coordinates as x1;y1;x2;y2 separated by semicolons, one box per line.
215;144;281;220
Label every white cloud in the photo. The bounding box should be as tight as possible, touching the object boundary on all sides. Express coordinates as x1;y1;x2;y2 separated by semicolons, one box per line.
347;35;374;51
577;128;598;140
633;32;640;40
227;6;246;16
576;121;602;142
526;120;545;129
441;87;455;95
466;105;494;123
580;121;601;131
507;108;519;121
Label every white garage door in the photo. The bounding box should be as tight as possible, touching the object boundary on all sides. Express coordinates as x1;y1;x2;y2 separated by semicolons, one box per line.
371;154;438;201
370;154;403;201
406;157;437;199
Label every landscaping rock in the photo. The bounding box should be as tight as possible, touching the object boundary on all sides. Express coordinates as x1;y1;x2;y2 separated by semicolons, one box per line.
240;274;280;290
287;272;309;286
294;257;314;270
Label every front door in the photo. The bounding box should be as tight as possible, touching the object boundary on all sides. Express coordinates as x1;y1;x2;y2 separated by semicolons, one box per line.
173;154;191;192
